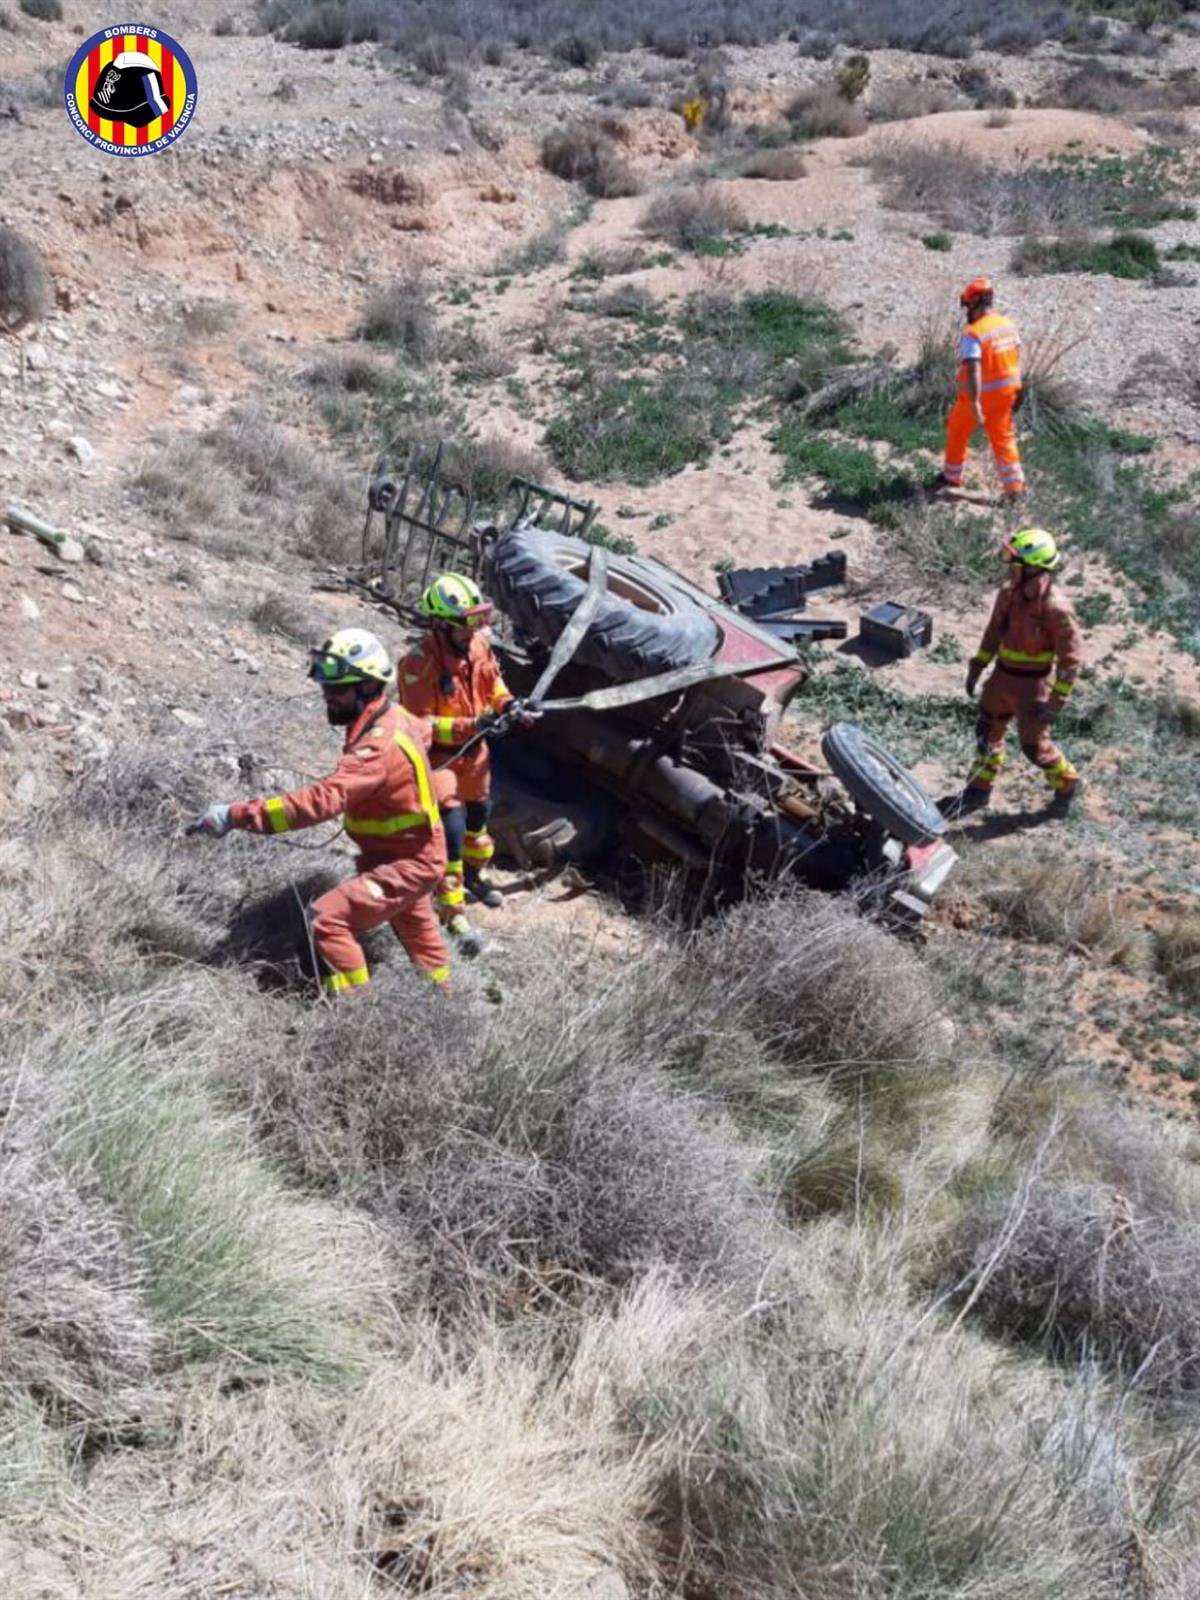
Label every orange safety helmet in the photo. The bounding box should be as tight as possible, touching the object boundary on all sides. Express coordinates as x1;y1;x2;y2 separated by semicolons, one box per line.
959;276;993;307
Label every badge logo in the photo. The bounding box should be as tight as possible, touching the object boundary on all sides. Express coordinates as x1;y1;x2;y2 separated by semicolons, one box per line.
65;26;197;157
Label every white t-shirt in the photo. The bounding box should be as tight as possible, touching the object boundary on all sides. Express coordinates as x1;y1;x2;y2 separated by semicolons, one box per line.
959;332;983;362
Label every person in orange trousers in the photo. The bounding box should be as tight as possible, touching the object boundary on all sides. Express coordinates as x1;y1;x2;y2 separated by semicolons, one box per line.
939;528;1083;821
188;627;450;996
397;572;536;955
934;276;1025;499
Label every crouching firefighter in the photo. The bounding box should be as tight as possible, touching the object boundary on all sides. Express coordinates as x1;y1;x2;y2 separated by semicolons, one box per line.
940;528;1083;820
397;573;536;953
188;628;451;995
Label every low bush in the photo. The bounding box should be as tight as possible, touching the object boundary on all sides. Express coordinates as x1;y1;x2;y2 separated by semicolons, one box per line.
303;349;389;391
740;148;807;180
785;82;868;138
1011;229;1161;281
869;77;960;121
541;121;641;199
361;274;437;360
0;224;50;334
639;185;747;249
136;406;359;561
1157;911;1200;1002
773;422;915;512
249;589;322;643
284;1;377;49
18;0;62;18
494;227;568;275
1043;60;1199;115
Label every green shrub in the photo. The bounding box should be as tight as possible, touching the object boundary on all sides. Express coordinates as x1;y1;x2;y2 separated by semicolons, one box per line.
1011;229;1161;280
922;230;953;251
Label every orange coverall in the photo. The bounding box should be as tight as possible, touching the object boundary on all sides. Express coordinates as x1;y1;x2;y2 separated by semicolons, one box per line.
942;311;1024;496
229;699;449;993
966;573;1082;797
397;630;514;911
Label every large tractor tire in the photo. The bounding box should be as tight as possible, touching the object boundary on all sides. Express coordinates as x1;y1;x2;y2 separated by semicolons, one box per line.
820;722;946;846
486;525;718;682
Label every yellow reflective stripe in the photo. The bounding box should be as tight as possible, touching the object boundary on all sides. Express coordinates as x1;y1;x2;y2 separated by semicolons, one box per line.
344;729;441;838
345;812;428;836
973;649;994;665
323;965;370;993
492;678;512;711
1052;679;1075;698
264;796;291;834
980;375;1021;393
444;859;464;876
433;716;457;744
998;645;1054;665
438;884;466;907
393;730;439;828
424;964;451;985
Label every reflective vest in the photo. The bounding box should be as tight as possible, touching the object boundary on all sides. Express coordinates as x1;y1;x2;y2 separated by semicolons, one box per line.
230;700;442;859
958;312;1022;396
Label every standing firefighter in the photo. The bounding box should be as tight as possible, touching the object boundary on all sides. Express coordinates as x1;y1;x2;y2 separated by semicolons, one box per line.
934;276;1025;500
398;573;533;951
941;528;1082;819
188;628;451;995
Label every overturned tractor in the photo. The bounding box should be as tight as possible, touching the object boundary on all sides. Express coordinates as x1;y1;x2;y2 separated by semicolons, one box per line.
354;444;956;921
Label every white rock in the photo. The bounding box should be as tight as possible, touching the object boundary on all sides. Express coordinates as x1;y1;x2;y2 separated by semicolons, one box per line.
18;594;40;621
45;418;73;440
23;343;51;370
368;150;383;164
171;707;204;727
177;384;205;405
95;379;123;399
14;771;38;806
60;582;85;603
66;435;96;467
444;141;463;155
53;536;86;564
48;324;71;345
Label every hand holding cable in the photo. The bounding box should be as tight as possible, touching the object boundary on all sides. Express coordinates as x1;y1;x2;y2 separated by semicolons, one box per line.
186;802;233;837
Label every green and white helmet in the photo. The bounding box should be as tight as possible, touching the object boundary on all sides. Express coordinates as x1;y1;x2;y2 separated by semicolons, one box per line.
308;627;394;687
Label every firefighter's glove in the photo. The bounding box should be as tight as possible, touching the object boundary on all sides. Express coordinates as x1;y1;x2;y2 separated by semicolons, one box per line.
964;660;984;698
474;709;501;733
187;803;233;838
514;700;541;729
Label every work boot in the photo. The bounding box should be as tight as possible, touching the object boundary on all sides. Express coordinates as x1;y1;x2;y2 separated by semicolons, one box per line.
465;870;503;909
937;786;990;820
927;471;958;494
1045;783;1080;820
447;913;485;958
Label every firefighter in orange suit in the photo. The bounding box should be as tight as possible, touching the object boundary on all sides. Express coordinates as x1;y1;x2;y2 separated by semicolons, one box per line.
940;528;1083;820
397;573;536;953
188;628;450;995
934;276;1025;499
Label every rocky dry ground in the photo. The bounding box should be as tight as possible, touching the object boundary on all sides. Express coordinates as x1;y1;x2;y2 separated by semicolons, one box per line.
1;5;1198;1103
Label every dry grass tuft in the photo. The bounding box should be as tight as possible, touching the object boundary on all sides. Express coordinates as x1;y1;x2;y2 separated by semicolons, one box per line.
244;951;773;1311
946;1177;1200;1396
1156;911;1200;1003
136;405;359;561
966;855;1151;970
639;185;748;249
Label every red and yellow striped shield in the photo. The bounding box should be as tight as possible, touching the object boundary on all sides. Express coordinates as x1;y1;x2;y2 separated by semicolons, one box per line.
65;25;197;158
